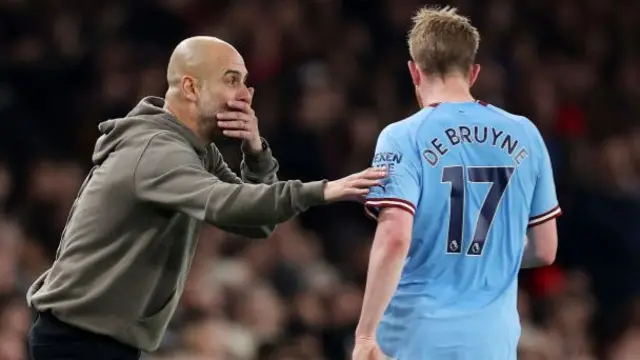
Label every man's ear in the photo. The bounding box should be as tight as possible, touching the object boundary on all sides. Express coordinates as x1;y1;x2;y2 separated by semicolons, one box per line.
181;76;198;102
408;61;424;109
408;60;421;87
469;64;481;87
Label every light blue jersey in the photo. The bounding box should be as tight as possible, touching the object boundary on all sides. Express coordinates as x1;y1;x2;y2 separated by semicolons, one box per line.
365;101;561;360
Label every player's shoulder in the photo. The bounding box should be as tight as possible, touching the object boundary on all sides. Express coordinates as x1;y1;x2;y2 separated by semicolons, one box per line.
480;103;525;122
483;103;539;132
379;106;440;141
483;103;547;144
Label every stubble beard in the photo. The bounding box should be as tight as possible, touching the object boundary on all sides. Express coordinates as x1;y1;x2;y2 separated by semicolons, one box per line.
195;100;221;142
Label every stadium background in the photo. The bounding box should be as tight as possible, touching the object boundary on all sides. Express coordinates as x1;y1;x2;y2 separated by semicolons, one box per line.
0;0;638;359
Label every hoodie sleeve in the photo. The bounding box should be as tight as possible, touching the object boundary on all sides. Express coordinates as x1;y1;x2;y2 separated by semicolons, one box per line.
209;142;280;238
240;138;279;184
210;139;279;185
133;132;327;227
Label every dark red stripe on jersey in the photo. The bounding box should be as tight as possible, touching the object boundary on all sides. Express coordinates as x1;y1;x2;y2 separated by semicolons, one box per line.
364;197;417;220
427;101;487;107
366;197;416;210
364;203;415;220
528;206;563;228
529;205;561;221
528;210;562;228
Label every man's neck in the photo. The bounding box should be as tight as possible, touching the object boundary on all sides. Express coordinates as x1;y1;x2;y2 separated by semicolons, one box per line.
163;98;207;142
417;77;474;107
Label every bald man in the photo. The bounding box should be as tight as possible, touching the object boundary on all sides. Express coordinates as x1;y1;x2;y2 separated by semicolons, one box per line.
26;37;386;360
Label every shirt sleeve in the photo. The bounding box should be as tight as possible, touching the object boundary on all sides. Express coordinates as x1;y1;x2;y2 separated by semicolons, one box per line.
528;134;562;227
208;142;279;238
365;128;421;220
134;132;327;227
209;139;279;185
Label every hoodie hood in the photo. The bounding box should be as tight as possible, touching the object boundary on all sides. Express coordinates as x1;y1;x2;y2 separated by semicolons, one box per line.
92;96;208;165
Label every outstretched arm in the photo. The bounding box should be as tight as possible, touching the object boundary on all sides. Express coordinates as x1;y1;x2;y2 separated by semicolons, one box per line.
134;132;325;227
134;132;385;227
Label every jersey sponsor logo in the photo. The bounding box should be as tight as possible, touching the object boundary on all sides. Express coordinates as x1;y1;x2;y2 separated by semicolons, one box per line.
372;152;402;186
373;152;403;165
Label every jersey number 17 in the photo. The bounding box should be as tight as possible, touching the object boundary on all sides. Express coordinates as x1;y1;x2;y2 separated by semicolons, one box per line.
441;166;515;256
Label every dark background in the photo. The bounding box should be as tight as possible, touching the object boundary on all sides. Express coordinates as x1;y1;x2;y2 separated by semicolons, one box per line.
0;0;638;359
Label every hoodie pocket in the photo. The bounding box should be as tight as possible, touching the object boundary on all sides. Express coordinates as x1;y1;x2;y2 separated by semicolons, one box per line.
138;290;177;324
122;291;178;350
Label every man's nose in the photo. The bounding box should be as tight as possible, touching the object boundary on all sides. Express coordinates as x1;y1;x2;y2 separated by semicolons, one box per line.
237;85;252;104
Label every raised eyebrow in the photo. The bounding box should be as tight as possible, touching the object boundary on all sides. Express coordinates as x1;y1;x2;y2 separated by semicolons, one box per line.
223;69;248;81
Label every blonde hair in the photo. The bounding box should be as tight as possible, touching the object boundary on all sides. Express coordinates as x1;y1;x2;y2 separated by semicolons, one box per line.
407;6;480;76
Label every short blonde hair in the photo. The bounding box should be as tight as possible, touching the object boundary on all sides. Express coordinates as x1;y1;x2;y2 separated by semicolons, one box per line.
408;6;480;76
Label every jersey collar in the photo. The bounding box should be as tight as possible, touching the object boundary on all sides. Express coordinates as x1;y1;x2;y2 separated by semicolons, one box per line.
426;100;488;108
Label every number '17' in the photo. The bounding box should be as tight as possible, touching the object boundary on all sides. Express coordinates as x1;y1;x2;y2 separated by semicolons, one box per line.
441;166;515;256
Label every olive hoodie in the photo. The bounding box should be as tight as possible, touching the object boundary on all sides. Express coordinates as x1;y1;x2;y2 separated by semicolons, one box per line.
26;96;326;352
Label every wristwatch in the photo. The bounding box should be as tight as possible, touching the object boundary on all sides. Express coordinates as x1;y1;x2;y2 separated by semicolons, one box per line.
242;137;269;153
259;137;269;151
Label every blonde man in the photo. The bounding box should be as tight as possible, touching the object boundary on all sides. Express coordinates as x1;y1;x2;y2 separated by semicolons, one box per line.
354;6;560;360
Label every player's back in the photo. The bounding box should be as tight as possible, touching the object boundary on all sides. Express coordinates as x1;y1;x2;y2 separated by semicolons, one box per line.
406;101;537;313
372;101;550;359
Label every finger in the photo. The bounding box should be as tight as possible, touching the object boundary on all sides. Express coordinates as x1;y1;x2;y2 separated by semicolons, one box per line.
361;167;388;179
372;347;384;360
227;100;254;115
372;353;382;360
352;349;368;360
222;130;254;140
217;111;253;122
350;188;370;196
364;166;388;175
352;178;383;188
217;120;249;130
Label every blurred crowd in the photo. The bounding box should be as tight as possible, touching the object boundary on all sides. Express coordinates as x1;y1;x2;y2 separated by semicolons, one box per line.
0;0;639;359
